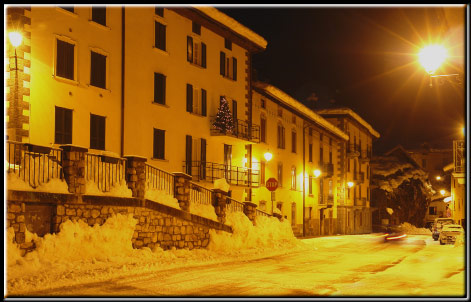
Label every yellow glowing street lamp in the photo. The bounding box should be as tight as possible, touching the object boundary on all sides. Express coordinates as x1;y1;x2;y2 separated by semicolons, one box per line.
436;176;441;181
313;169;321;178
263;151;273;162
418;44;460;87
8;31;23;71
347;181;355;188
440;189;446;196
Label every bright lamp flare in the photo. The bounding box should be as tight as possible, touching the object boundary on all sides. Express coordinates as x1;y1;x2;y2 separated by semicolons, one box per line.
8;32;23;47
313;169;321;178
263;152;272;162
444;196;452;203
436;176;441;181
418;45;447;74
440;189;446;196
347;181;354;188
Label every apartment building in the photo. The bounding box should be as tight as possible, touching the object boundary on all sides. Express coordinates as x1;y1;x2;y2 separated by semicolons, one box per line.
6;6;267;202
252;82;349;236
316;108;380;234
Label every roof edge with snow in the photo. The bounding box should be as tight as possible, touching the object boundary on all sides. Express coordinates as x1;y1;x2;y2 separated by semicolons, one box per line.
315;108;380;139
253;82;349;141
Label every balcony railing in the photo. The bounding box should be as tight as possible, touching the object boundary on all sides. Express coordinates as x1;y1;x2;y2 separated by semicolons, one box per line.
85;153;126;193
347;143;360;157
210;118;260;143
183;161;260;187
189;182;213;206
454;140;465;173
319;194;326;205
327;194;334;205
321;162;334;178
354;197;365;207
6;141;63;188
226;197;245;213
353;172;365;184
360;149;372;162
145;163;175;196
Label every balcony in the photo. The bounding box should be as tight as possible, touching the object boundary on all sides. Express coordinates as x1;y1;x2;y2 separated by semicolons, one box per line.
353;172;365;184
347;143;360;158
359;149;372;163
210;118;260;143
327;194;334;206
320;162;334;178
354;197;365;207
183;160;260;187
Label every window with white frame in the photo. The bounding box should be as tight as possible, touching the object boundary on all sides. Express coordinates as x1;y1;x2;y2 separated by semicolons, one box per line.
186;84;207;116
219;51;237;80
187;36;206;68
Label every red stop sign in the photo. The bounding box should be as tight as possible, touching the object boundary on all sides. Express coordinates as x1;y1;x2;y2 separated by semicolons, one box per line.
266;178;278;191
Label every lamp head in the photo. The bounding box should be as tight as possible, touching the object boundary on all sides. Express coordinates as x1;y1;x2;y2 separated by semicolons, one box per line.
418;44;447;75
8;32;23;48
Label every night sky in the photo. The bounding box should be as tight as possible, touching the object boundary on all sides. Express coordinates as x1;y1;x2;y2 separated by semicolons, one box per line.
219;6;466;154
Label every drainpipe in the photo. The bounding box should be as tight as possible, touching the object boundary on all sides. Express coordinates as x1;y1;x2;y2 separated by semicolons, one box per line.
302;121;307;237
120;6;125;157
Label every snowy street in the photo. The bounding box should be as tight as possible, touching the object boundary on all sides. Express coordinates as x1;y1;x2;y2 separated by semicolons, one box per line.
8;233;465;297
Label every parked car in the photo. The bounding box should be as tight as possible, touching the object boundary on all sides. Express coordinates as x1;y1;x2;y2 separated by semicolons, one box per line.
432;218;454;241
439;224;464;245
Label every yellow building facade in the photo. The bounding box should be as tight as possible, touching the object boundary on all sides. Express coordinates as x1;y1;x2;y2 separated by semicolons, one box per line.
316;108;380;234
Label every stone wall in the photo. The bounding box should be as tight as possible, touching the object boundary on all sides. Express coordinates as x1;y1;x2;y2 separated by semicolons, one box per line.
6;190;232;256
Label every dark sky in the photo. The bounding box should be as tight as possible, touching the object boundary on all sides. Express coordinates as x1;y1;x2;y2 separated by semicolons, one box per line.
219;6;466;154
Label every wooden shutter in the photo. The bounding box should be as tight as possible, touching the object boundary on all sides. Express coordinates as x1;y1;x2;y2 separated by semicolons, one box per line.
154;73;166;104
185;135;192;175
91;51;106;89
186;84;193;112
220;51;226;76
232;100;237;121
153;129;165;159
56;40;74;80
187;36;193;63
201;138;207;179
232;57;237;80
260;117;266;143
155;7;164;17
201;89;207;117
201;42;206;68
56;107;72;144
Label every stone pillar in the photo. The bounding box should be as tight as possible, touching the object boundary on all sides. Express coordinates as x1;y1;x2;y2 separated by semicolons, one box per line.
60;145;87;194
124;156;147;198
272;212;283;221
173;172;192;212
213;189;228;224
243;201;258;224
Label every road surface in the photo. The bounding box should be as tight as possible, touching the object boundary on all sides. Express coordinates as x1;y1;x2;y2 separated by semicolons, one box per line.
11;234;465;297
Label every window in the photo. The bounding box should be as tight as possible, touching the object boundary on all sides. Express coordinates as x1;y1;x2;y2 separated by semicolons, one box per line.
277;105;283;117
155;7;164;17
91;7;106;26
224;38;232;50
309;143;313;162
59;6;74;13
90;51;106;89
90;114;105;150
277;162;283;187
154;73;166;105
261;98;266;109
277;123;285;149
187;36;206;68
154;21;166;51
319;145;324;164
56;39;75;80
309;176;313;195
186;84;207;116
429;206;437;215
260;161;266;185
292;114;296;124
260;115;267;143
291;130;297;153
192;21;201;35
220;51;237;80
153;128;165;160
329;149;332;164
55;106;72;144
291;166;296;190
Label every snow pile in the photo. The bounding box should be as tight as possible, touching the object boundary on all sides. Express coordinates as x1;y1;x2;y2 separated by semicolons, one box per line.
207;212;298;251
454;235;464;247
397;222;432;235
145;187;180;209
386;207;394;215
190;202;218;221
213;178;230;192
85;180;133;197
6;172;70;194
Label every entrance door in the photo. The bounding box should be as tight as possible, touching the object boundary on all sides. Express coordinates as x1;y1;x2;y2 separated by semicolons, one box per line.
320;208;325;235
224;144;232;182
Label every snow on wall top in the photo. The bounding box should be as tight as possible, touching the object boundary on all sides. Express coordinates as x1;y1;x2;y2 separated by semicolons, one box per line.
253;82;349;141
194;6;267;50
316;108;380;139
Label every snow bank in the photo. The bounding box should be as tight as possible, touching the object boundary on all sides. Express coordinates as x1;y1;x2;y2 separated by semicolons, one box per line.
397;222;432;235
85;180;133;197
6;172;70;194
145;187;180;209
207;212;298;251
190;202;218;221
213;178;230;192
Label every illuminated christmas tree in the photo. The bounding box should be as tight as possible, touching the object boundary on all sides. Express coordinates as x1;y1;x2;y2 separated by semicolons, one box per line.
212;96;234;134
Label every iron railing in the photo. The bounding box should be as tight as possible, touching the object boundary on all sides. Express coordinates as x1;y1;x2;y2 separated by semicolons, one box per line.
347;143;360;157
189;182;213;206
85;153;126;193
454;140;465;173
360;149;372;160
256;208;272;218
5;141;63;188
145;163;175;196
183;161;260;187
226;197;245;213
210;118;260;143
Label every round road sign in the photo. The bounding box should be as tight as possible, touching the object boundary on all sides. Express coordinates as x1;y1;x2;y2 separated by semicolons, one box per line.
266;178;278;191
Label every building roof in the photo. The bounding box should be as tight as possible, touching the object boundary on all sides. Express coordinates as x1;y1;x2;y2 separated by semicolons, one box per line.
194;6;267;50
253;82;349;141
315;107;380;139
384;145;421;169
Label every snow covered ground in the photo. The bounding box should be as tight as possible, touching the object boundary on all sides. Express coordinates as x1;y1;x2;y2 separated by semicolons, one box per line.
5;211;466;297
